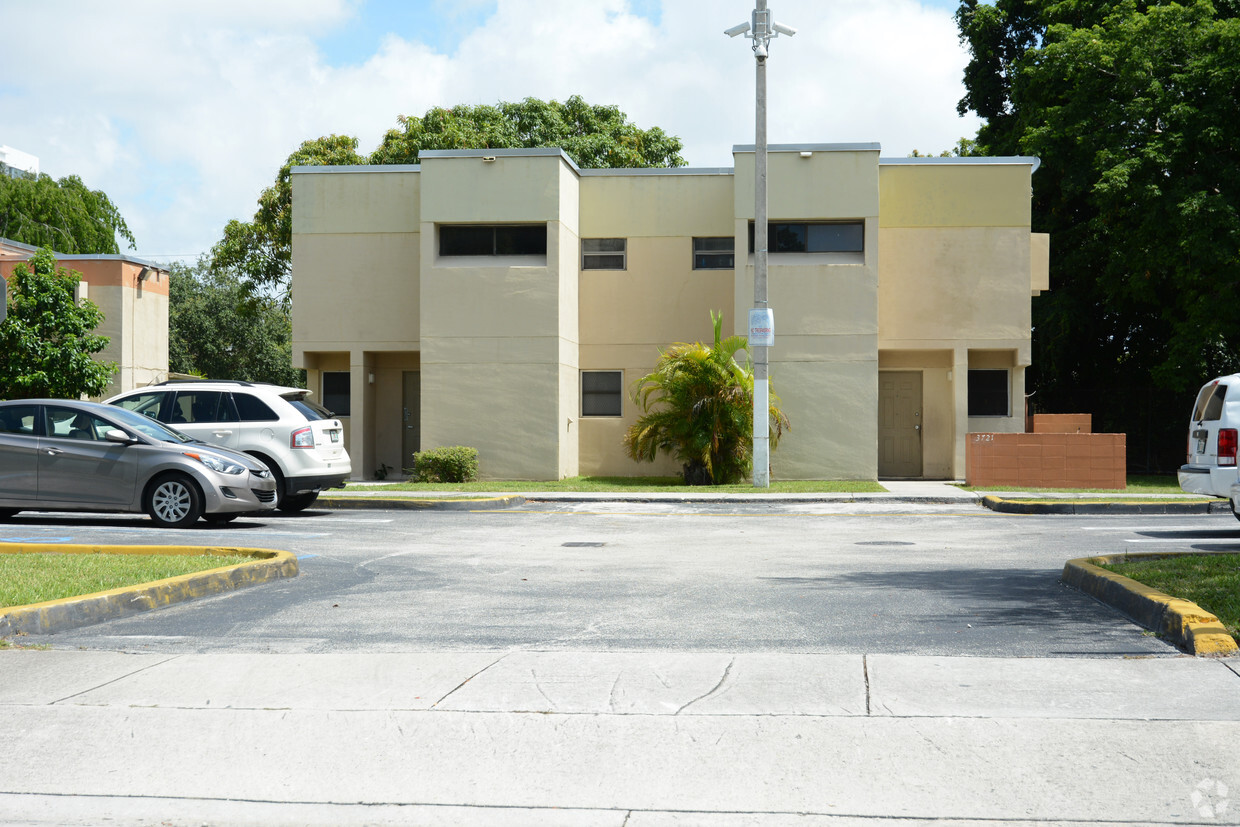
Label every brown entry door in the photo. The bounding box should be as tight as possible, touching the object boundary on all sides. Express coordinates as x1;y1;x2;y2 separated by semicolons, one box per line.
402;371;420;470
878;371;922;478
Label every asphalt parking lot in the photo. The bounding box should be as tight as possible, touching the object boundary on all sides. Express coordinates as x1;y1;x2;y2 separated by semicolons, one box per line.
8;499;1237;656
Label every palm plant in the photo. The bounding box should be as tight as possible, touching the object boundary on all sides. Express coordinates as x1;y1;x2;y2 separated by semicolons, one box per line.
623;311;789;485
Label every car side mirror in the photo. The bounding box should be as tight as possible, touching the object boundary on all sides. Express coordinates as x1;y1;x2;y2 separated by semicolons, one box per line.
105;429;136;444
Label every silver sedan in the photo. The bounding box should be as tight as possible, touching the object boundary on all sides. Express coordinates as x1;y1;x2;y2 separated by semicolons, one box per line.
0;399;277;527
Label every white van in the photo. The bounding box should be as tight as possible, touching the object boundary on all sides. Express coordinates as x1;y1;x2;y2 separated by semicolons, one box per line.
1178;373;1240;518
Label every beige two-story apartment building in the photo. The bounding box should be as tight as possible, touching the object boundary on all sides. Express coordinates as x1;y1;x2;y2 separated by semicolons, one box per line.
291;143;1048;481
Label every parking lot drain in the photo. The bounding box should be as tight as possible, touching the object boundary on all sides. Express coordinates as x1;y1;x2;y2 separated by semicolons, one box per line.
562;542;606;547
855;541;915;546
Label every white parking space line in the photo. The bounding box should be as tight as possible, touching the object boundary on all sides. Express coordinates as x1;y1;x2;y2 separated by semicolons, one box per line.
1080;523;1231;532
1125;537;1240;546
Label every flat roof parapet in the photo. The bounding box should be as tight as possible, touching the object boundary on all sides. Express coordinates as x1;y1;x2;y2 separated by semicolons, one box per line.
733;142;882;154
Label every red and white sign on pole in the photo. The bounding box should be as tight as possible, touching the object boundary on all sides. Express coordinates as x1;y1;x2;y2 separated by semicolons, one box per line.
748;308;774;347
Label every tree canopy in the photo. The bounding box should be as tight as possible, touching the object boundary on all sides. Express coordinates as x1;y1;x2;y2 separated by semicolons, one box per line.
0;173;134;254
955;0;1240;470
369;95;686;168
0;248;114;399
169;259;303;387
213;96;686;301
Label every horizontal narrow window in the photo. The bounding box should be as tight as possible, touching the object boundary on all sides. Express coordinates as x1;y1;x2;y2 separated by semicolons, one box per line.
748;221;865;253
693;237;734;270
581;370;623;417
582;238;626;270
440;224;547;257
968;369;1009;417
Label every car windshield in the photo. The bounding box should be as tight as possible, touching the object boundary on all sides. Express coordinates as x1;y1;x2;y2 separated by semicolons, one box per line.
106;405;196;444
285;394;335;421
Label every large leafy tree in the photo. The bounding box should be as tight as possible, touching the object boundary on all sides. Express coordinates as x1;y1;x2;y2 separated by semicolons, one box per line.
0;173;134;254
0;248;114;399
624;312;789;485
169;259;302;386
370;95;686;168
215;96;685;301
956;0;1240;470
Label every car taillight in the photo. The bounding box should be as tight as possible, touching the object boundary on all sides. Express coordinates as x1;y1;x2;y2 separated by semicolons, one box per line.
291;426;315;449
1219;429;1237;466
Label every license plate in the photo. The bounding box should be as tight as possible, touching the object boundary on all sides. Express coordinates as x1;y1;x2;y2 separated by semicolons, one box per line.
329;431;340;443
1197;438;1207;454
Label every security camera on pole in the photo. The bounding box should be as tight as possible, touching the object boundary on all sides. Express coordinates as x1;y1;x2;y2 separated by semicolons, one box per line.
726;2;795;488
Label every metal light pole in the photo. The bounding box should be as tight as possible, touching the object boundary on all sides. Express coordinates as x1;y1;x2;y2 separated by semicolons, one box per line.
727;3;795;488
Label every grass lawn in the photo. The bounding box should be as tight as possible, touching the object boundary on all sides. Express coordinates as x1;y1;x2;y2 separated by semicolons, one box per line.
341;476;887;494
0;552;251;610
1097;553;1240;643
958;475;1196;496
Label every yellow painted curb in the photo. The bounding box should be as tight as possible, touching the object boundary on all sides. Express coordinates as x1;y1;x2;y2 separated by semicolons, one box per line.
1062;553;1238;657
0;543;298;636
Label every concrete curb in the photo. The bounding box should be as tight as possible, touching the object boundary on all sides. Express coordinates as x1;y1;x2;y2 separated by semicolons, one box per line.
0;544;298;637
319;493;976;507
984;495;1228;515
1062;553;1238;657
319;495;526;511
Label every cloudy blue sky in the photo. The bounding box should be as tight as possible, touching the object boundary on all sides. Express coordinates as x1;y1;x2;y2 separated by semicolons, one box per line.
2;0;980;265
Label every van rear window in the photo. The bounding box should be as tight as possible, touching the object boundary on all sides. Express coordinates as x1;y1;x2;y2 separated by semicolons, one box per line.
1193;383;1228;421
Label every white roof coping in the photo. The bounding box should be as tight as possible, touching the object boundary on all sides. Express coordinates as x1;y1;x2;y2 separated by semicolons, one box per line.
291;164;420;174
881;155;1042;173
577;167;733;177
733;142;882;154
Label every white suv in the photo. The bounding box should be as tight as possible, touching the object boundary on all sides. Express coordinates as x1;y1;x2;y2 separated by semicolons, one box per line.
107;380;350;512
1178;373;1240;519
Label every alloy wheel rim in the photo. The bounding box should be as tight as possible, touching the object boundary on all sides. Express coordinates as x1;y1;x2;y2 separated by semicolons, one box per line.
153;481;191;521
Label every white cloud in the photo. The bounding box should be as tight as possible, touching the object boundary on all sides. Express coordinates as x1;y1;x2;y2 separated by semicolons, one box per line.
1;0;980;262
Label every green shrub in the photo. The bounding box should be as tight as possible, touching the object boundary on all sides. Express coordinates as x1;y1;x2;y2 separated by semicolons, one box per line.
407;446;479;483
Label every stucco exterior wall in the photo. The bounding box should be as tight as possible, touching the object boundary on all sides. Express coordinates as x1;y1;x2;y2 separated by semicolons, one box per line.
291;168;421;357
417;152;579;480
578;173;736;477
876;162;1038;477
733;148;881;480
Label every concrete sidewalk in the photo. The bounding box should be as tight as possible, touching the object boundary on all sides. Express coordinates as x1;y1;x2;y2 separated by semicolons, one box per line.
2;649;1239;825
324;479;1220;504
322;479;982;504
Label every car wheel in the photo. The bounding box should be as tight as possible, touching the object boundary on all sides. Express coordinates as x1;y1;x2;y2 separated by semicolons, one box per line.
145;474;204;528
279;492;319;513
1231;499;1240;523
0;508;19;521
203;513;240;525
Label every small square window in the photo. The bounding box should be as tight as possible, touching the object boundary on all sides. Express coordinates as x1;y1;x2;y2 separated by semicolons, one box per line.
693;237;734;270
581;370;623;417
322;371;351;417
582;238;626;270
968;370;1009;417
